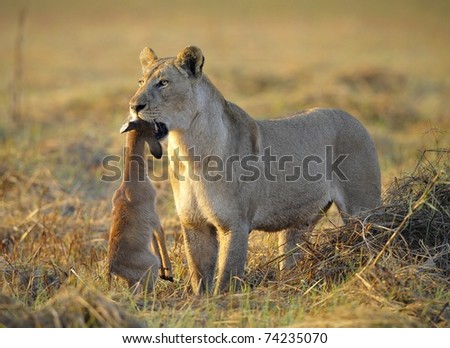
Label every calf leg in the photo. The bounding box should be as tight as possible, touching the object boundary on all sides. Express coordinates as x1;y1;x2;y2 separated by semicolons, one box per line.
152;225;174;281
126;252;159;295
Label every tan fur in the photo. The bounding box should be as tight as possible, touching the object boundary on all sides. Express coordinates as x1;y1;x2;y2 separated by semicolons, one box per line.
107;122;172;293
129;46;381;294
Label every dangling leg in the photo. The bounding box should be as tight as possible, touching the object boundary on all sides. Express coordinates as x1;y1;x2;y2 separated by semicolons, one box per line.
152;226;174;281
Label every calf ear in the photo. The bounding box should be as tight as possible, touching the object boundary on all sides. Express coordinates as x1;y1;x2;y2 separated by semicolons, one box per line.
146;138;163;159
140;47;158;72
120;120;137;133
175;46;204;78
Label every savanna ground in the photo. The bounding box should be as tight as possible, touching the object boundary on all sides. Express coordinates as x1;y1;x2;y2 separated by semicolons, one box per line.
0;0;449;327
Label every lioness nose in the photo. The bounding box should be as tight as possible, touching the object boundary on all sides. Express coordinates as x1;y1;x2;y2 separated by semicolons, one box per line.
130;104;146;113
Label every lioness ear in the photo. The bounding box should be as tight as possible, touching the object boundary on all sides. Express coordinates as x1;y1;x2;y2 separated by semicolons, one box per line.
175;46;204;78
146;138;163;159
140;47;158;72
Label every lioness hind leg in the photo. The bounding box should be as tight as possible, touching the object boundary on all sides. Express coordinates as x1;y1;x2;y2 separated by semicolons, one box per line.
334;182;381;223
182;225;218;294
277;228;304;272
333;141;381;222
278;202;332;272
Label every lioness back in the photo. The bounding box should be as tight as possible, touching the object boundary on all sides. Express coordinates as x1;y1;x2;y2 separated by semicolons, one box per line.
253;107;380;224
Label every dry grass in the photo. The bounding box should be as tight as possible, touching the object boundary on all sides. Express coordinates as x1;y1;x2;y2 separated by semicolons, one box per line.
0;0;449;328
1;145;448;328
287;150;450;327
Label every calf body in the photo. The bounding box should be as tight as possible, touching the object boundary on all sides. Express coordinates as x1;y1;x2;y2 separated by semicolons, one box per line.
107;119;172;293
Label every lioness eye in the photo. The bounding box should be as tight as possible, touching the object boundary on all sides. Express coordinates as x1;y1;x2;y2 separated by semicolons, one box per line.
138;79;144;87
156;79;169;88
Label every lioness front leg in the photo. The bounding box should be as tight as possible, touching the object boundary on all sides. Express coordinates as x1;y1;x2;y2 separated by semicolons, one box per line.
216;228;249;294
182;225;218;294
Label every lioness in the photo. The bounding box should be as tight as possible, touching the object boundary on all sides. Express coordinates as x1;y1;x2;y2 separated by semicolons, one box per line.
129;46;381;294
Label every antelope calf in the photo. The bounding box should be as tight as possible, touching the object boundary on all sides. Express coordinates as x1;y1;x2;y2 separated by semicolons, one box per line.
107;118;172;293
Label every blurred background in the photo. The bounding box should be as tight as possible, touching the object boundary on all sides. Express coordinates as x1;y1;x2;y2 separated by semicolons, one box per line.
0;0;449;327
1;0;448;185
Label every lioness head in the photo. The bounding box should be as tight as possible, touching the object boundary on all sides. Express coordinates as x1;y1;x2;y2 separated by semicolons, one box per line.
129;46;205;139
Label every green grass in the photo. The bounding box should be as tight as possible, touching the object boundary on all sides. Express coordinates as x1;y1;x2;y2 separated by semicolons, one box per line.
0;0;449;327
